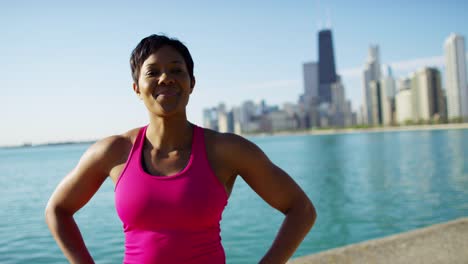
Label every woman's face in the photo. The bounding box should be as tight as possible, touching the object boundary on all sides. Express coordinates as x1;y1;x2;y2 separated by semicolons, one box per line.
133;45;194;117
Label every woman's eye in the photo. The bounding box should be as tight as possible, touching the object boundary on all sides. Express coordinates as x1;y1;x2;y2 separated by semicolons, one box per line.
146;70;159;76
171;68;183;74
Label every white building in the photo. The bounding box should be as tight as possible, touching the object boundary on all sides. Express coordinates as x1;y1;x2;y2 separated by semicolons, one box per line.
381;64;396;98
380;88;393;126
395;78;413;124
266;111;297;132
444;33;468;120
240;100;257;127
282;102;300;116
218;111;229;133
409;72;422;122
232;107;243;135
203;108;218;130
395;88;413;124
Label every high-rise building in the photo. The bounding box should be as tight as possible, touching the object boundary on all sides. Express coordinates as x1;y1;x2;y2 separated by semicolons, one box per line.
318;29;337;103
330;77;346;126
409;72;421;122
302;61;320;127
395;78;413;124
217;106;234;133
232;106;242;134
203;108;218;130
239;100;259;133
362;45;381;125
369;80;383;125
396;89;413;124
430;68;447;122
301;28;355;128
344;101;356;127
379;66;396;126
331;77;346;112
444;33;468;121
381;64;396;98
413;68;446;122
303;62;319;99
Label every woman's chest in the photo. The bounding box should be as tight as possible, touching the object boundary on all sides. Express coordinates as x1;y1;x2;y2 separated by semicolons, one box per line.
115;168;227;230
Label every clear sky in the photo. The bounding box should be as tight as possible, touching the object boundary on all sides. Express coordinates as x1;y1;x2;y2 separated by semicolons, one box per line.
1;0;467;146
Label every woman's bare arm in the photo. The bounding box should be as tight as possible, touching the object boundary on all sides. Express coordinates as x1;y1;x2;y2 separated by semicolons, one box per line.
218;134;317;264
45;136;128;264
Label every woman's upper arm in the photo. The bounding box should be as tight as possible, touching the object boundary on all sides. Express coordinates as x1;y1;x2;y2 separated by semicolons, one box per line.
224;134;310;214
46;136;124;215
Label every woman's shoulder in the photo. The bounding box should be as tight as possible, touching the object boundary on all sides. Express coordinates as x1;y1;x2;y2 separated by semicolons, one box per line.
84;127;142;166
201;127;259;158
202;127;243;146
97;127;140;151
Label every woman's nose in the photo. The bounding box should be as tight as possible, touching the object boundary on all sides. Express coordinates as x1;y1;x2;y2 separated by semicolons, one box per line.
158;72;175;85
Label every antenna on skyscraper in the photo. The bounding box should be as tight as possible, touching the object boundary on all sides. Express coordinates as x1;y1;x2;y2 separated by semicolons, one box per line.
316;0;322;30
326;7;332;29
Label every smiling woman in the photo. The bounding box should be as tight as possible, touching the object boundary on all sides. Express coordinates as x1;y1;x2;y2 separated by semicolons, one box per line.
45;34;316;264
134;46;195;117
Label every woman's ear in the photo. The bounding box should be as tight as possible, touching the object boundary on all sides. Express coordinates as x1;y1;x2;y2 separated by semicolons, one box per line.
133;82;142;99
190;76;196;94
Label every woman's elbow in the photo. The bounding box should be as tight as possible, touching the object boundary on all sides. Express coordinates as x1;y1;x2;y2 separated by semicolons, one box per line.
305;199;317;227
44;201;68;226
289;195;317;227
44;201;58;226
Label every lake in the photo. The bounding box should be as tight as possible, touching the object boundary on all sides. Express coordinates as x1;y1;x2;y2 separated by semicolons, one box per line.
0;129;467;263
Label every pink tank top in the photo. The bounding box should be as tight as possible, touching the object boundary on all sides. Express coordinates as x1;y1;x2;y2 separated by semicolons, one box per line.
115;125;228;264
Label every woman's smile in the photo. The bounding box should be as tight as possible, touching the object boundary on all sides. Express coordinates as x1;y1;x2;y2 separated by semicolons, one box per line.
155;90;179;98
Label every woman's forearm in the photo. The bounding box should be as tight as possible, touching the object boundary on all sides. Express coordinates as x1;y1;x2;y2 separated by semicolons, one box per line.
259;201;317;264
45;207;95;264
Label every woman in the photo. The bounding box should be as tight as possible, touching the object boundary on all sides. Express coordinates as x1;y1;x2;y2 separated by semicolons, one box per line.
45;34;316;264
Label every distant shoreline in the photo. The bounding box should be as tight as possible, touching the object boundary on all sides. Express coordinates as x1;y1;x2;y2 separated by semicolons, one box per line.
245;123;468;137
2;123;468;149
0;140;96;150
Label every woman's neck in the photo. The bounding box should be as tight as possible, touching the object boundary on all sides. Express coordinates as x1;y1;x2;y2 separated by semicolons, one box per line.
145;114;193;153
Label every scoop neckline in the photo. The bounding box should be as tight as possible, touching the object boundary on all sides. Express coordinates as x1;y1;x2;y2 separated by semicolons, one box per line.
138;124;196;180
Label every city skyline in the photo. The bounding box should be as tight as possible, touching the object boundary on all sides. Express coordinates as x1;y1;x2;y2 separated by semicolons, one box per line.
1;1;468;145
204;30;467;133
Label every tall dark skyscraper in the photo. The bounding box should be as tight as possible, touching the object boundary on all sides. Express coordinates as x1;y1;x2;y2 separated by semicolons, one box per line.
318;29;337;103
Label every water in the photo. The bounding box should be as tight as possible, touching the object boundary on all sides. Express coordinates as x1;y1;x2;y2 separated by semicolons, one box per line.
1;129;467;263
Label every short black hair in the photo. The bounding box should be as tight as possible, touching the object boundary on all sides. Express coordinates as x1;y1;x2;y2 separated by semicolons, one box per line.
130;34;194;85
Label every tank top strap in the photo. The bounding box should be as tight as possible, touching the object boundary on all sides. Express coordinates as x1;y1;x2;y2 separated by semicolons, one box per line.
114;125;147;191
192;124;206;160
133;125;148;157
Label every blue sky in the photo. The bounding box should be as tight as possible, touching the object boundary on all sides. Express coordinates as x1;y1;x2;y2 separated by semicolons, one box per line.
1;0;467;146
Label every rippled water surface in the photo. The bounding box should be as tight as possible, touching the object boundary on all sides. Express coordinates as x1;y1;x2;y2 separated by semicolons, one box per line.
1;129;467;263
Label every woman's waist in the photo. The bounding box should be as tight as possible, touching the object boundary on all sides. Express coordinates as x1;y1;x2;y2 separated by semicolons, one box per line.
123;228;225;263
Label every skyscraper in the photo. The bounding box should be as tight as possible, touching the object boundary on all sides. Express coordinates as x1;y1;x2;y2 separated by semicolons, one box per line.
380;65;396;126
395;78;412;124
362;45;381;125
330;77;347;127
413;68;446;122
303;62;319;100
369;80;383;125
381;64;396;98
318;29;337;103
444;33;468;120
302;62;320;127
